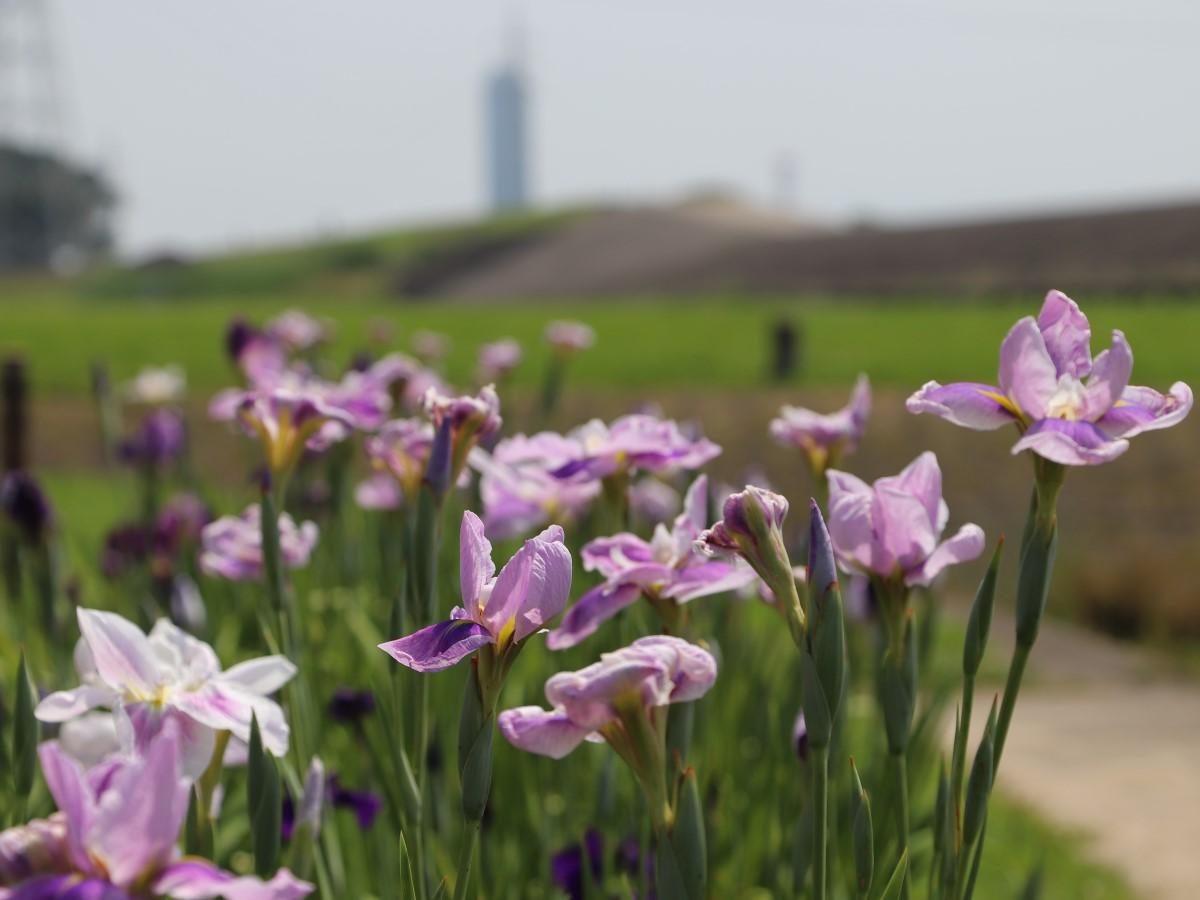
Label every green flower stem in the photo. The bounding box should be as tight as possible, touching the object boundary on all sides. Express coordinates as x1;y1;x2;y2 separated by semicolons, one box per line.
811;744;829;900
890;750;912;900
452;819;480;900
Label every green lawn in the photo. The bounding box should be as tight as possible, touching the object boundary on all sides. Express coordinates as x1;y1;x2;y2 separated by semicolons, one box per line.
3;289;1198;398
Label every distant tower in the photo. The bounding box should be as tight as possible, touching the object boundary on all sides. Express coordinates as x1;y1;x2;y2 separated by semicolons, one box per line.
484;23;530;212
772;151;799;218
0;0;65;152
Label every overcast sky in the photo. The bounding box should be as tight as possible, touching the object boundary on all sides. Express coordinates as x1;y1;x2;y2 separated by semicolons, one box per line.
42;0;1200;255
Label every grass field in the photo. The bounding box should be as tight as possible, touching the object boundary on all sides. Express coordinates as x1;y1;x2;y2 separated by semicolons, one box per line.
4;288;1200;398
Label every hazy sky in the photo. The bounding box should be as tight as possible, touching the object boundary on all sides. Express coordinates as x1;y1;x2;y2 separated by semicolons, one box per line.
42;0;1200;255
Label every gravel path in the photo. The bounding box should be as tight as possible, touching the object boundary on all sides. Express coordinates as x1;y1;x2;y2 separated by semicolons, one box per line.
966;615;1199;899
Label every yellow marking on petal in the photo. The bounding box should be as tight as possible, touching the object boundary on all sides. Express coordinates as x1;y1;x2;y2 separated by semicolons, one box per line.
976;388;1023;419
495;616;517;652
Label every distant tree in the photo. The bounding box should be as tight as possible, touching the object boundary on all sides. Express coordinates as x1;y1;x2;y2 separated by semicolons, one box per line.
0;143;116;270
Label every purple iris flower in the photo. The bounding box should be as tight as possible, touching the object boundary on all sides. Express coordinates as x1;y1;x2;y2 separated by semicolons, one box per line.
477;338;523;382
36;608;297;780
770;375;870;474
552;415;721;483
0;471;53;544
0;724;311;899
545;321;595;355
209;381;357;474
379;510;572;672
550;829;603;900
199;504;318;582
353;473;403;511
826;451;984;587
497;635;717;760
328;777;383;831
225;318;287;387
470;432;600;539
412;329;450;365
907;290;1192;465
627;477;682;528
118;409;187;466
266;310;330;351
547;476;754;650
364;419;435;502
422;386;503;486
327;688;376;725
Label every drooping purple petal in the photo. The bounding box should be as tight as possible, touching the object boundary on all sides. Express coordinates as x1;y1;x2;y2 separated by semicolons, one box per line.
153;859;313;899
905;381;1016;430
1010;417;1129;466
905;524;986;587
1098;382;1193;438
663;560;754;604
171;683;291;760
580;534;655;578
545;582;642;651
496;707;592;759
377;619;493;672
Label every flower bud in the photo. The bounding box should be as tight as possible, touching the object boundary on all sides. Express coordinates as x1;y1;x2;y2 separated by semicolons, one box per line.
0;471;52;544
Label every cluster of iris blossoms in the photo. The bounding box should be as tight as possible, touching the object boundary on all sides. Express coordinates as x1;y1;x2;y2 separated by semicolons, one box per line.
3;295;1189;900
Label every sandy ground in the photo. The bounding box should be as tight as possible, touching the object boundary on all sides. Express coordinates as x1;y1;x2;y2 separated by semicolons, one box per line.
966;615;1200;899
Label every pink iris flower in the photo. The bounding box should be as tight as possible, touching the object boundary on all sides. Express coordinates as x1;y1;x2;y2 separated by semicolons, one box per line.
498;635;717;760
826;451;984;587
547;476;754;650
907;290;1192;465
378;511;572;672
0;723;310;899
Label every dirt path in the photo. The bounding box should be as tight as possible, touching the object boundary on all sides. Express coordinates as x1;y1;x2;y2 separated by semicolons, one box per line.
967;615;1200;899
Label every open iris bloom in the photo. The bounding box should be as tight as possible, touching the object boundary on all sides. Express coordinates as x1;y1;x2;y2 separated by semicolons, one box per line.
470;432;600;540
380;509;572;858
477;338;523;383
0;724;311;899
547;476;754;649
907;289;1192;467
36;608;296;780
199;505;318;582
378;510;572;679
552;415;720;484
499;635;715;898
826;451;984;593
769;374;870;484
364;418;436;504
545;321;595;356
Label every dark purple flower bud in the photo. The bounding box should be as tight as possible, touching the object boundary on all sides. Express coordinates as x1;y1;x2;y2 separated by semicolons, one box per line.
807;500;838;602
100;523;152;579
225;317;255;361
118;409;186;466
551;828;604;900
329;778;382;831
155;492;211;551
0;471;53;543
281;794;297;842
349;351;374;373
327;688;376;725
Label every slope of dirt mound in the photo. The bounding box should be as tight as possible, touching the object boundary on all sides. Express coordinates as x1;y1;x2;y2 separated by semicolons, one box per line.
431;200;1200;299
434;203;820;299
